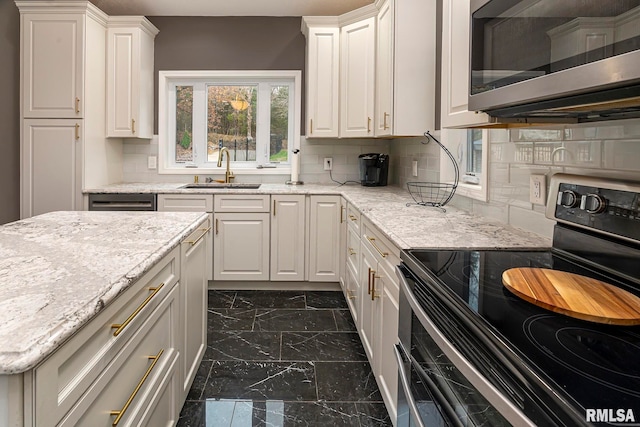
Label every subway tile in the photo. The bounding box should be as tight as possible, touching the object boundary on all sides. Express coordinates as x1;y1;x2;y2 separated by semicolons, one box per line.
603;140;640;170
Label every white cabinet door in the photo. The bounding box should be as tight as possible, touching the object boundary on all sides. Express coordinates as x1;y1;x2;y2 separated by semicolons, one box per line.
106;18;158;138
22;119;82;218
305;25;340;138
375;0;393;137
308;195;340;282
271;195;306;281
214;212;270;281
358;244;377;361
179;221;209;401
340;17;375;138
441;0;491;128
22;13;84;118
374;264;399;422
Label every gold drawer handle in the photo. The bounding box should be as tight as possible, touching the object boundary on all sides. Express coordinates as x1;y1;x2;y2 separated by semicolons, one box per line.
371;270;380;301
215;218;219;235
111;283;165;337
348;215;357;222
346;289;355;300
367;116;371;133
367;236;388;258
131;118;136;134
383;112;389;130
348;248;356;255
75;123;80;140
75;97;80;114
110;349;164;426
367;267;373;295
184;226;211;246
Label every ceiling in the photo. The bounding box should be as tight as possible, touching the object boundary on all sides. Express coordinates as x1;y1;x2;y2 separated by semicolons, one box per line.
89;0;374;17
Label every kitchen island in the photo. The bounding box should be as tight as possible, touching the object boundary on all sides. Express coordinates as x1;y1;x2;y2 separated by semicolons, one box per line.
0;211;210;427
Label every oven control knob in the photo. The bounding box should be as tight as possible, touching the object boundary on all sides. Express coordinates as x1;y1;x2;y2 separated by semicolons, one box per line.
581;193;607;214
559;190;579;208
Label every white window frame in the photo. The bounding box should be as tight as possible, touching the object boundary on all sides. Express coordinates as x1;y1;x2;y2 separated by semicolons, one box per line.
158;70;301;175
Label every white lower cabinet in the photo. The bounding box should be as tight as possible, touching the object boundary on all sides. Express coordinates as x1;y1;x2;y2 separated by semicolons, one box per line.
179;222;209;401
308;195;341;282
271;195;306;281
358;244;378;360
214;212;270;281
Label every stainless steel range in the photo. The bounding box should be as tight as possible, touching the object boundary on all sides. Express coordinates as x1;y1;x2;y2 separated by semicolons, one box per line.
395;174;640;426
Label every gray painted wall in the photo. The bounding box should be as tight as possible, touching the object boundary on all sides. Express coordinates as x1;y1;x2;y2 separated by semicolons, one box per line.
148;16;306;134
0;1;20;225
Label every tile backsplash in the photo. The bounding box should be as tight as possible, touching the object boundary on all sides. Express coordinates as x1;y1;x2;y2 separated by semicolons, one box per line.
122;119;640;239
122;136;389;185
390;119;640;239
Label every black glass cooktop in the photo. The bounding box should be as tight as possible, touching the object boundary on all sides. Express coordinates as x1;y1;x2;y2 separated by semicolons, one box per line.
402;247;640;424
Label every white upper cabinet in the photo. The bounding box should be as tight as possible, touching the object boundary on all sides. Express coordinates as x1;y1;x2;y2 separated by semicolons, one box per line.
107;17;158;139
21;12;85;118
302;20;340;138
375;0;436;136
340;16;376;138
441;0;491;128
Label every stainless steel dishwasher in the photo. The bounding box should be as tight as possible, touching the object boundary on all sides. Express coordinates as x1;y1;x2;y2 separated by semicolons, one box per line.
88;193;157;211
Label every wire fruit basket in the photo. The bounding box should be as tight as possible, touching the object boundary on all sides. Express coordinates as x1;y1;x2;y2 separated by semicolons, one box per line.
406;131;459;211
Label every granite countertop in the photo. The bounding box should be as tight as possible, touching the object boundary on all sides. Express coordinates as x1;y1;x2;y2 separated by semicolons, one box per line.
86;182;551;250
0;211;208;374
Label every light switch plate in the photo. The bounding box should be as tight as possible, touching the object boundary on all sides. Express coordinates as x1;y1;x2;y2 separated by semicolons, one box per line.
148;156;157;169
530;174;546;205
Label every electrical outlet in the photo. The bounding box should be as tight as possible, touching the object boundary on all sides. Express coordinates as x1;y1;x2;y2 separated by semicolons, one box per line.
324;157;333;171
412;160;418;177
147;156;157;169
530;175;546;205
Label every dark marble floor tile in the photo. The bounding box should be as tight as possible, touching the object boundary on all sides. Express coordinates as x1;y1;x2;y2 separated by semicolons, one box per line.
205;331;281;361
202;400;359;426
355;402;393;426
315;362;383;402
203;361;317;401
177;401;204;427
208;290;236;309
254;309;337;332
281;332;366;362
333;309;357;332
186;360;213;401
208;308;256;331
305;291;348;309
233;290;306;309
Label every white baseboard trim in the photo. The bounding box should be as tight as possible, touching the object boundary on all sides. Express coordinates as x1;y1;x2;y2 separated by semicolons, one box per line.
208;280;341;291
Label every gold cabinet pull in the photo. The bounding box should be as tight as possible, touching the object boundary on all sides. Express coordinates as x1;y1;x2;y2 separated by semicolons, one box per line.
184;226;211;246
367;236;388;258
348;248;356;256
111;283;164;336
75;123;80;140
110;349;164;426
310;118;313;134
371;270;380;301
340;206;345;223
346;289;355;300
273;200;276;216
215;218;219;235
131;118;136;134
367;117;371;133
367;267;373;295
348;214;357;222
383;112;389;130
75;97;80;114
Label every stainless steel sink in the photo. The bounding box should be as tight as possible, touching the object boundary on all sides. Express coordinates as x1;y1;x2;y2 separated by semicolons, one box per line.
180;183;262;189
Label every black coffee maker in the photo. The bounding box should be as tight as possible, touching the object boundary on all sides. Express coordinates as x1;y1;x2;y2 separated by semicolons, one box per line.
358;153;389;186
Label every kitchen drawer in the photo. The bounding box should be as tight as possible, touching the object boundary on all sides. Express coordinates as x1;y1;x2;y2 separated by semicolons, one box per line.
362;218;401;274
346;203;361;233
347;226;360;277
34;248;179;427
214;194;270;213
57;282;180;427
157;193;213;212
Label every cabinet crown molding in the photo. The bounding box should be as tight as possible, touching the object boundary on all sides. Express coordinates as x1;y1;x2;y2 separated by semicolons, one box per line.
15;1;108;25
302;3;378;33
107;16;160;37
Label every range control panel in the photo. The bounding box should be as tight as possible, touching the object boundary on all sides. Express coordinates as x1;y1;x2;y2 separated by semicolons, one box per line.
547;174;640;243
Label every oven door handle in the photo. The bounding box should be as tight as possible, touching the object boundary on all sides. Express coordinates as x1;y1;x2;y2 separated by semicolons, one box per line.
393;344;427;427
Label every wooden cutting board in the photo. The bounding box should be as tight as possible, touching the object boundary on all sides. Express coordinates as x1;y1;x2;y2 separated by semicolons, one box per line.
502;268;640;326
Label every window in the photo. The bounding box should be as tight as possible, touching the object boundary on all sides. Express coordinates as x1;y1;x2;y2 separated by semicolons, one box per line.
439;128;489;202
464;129;483;184
158;71;301;174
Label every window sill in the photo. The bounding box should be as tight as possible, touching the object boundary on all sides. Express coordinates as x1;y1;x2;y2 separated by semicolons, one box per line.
158;166;291;176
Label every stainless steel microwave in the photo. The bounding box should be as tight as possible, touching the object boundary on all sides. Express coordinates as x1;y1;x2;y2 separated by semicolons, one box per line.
468;0;640;124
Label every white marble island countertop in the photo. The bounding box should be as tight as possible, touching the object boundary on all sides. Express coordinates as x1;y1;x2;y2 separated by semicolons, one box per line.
86;182;551;250
0;211;208;374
